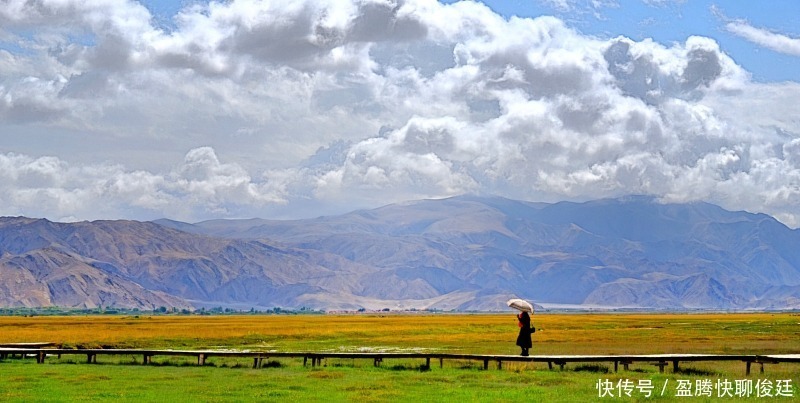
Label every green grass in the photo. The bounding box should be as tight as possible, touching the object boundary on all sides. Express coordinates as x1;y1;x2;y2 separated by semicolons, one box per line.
0;359;654;402
1;354;798;401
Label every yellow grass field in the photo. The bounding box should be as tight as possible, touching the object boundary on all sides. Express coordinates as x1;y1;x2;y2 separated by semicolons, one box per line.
2;312;799;356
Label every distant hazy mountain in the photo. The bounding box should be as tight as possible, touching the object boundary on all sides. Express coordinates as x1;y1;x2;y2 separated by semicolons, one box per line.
3;196;800;311
0;217;372;310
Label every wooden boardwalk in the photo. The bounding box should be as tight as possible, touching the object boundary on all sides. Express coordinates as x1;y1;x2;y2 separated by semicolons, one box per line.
0;342;57;348
1;347;798;375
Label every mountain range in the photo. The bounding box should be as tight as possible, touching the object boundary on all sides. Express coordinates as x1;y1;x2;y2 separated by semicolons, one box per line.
2;195;799;311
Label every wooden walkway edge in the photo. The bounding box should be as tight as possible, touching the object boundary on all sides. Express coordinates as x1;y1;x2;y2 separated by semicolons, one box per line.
1;347;798;375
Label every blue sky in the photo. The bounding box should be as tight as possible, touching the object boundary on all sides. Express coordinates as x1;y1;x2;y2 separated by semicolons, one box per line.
1;0;800;226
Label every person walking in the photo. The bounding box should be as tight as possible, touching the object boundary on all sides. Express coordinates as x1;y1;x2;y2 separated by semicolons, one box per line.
516;311;533;356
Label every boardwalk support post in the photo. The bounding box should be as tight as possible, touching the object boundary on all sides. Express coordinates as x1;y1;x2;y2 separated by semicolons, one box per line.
4;349;792;375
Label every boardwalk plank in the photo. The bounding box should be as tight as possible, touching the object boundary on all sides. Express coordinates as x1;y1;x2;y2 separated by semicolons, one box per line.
3;347;798;375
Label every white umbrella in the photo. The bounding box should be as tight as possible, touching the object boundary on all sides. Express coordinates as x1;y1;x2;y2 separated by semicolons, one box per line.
506;298;534;313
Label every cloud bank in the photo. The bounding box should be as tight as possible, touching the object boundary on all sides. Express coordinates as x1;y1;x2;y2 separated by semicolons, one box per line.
1;0;799;227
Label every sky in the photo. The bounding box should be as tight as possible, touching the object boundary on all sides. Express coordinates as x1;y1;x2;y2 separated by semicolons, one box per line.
1;0;799;226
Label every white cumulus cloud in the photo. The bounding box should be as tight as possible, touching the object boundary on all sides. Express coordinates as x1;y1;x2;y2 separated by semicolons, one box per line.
1;0;799;227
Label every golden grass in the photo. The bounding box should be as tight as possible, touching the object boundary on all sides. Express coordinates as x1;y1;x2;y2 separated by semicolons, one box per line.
1;312;799;356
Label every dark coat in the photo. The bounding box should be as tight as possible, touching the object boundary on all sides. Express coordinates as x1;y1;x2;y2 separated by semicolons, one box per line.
516;312;533;349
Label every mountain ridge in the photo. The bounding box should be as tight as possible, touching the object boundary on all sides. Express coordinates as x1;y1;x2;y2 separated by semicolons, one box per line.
3;195;800;311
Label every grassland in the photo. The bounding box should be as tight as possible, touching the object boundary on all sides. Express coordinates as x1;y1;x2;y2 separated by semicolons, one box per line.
1;312;799;401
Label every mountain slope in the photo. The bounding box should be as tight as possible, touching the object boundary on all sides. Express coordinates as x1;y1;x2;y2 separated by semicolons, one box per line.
0;217;373;310
3;195;800;310
179;195;800;309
